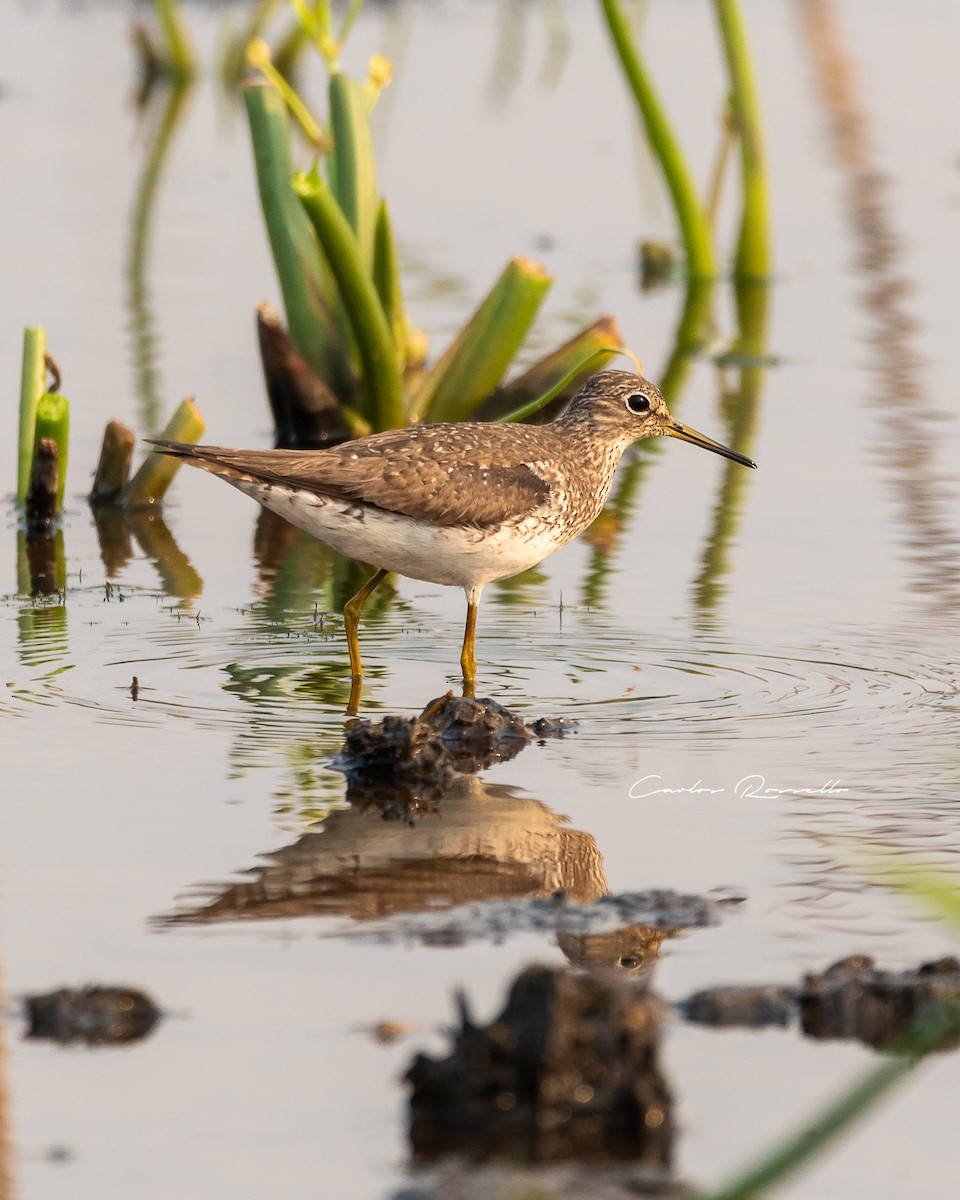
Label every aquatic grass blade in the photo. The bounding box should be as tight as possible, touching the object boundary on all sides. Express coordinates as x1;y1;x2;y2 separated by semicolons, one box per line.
17;326;46;505
327;72;378;274
490;316;624;414
409;258;553;424
124;399;205;508
598;0;715;279
34;393;70;512
293;169;404;429
497;345;632;424
243;82;352;395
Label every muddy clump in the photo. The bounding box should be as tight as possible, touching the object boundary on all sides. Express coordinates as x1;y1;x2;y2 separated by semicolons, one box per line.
406;965;672;1165
334;694;576;804
25;985;160;1046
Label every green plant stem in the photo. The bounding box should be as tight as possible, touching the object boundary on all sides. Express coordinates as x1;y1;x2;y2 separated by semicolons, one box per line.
34;393;70;512
373;199;408;373
154;0;197;81
714;0;771;280
244;83;351;396
17;327;46;505
293;170;404;429
328;72;378;273
252;50;325;147
598;0;715;279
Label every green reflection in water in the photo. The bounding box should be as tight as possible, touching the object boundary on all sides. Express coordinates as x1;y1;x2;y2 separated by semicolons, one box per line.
693;280;770;614
127;81;194;436
581;278;716;608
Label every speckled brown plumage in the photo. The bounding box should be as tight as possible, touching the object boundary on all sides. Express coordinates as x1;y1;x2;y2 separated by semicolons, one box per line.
150;371;755;693
151;373;671;533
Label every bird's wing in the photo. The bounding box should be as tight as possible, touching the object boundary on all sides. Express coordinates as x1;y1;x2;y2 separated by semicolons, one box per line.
150;425;553;530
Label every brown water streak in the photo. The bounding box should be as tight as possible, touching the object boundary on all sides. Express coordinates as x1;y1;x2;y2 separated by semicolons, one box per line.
798;0;960;614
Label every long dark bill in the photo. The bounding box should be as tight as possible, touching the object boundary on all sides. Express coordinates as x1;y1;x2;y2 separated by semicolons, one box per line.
665;421;757;469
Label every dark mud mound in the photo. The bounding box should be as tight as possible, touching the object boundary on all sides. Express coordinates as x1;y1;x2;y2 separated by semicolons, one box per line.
25;985;160;1046
334;694;575;805
406;965;673;1165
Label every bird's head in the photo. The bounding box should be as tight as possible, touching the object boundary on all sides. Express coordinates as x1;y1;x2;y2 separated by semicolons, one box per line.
560;370;757;469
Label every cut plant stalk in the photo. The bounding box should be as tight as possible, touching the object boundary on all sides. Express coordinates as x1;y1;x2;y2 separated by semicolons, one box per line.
90;420;137;504
598;0;715;279
124;398;205;508
293;169;405;429
408;258;553;424
25;439;60;533
714;0;771;280
17;326;46;505
244;82;352;396
34;392;70;513
256;301;354;446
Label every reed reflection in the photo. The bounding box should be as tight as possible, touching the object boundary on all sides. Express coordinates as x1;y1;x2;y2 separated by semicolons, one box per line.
799;0;960;615
92;507;203;603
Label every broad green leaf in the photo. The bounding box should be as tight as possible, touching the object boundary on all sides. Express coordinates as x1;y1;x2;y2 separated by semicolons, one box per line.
409;258;553;424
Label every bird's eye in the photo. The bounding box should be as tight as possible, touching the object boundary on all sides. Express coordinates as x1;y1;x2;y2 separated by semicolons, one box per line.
626;394;650;414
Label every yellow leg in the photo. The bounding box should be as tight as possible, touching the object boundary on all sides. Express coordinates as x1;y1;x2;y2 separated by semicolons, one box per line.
343;568;389;682
460;592;479;698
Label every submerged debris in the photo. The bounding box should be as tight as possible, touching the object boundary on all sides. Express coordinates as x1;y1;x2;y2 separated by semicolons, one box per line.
406;966;673;1165
352;888;738;950
681;984;796;1028
681;955;960;1049
800;955;960;1049
25;985;160;1046
333;693;576;799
